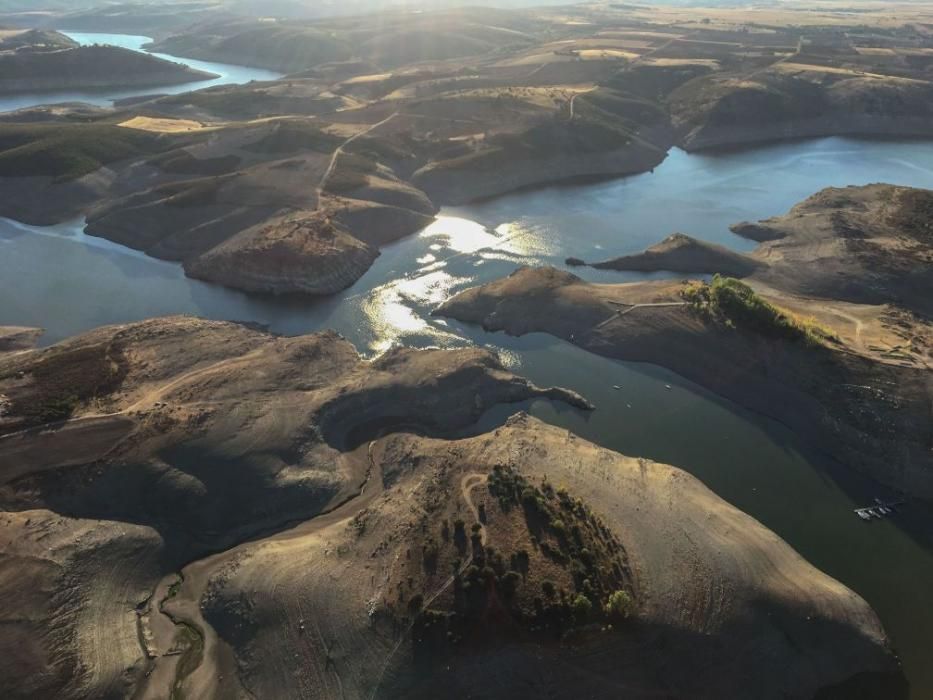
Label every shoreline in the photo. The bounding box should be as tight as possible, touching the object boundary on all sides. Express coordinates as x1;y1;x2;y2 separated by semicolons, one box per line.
2;129;932;300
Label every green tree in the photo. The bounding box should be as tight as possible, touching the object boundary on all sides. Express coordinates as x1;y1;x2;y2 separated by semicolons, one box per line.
604;590;634;620
571;593;592;622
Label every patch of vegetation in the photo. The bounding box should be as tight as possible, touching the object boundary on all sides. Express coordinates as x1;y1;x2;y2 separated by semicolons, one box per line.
324;152;378;194
160;87;273;117
1;339;128;424
160;177;226;208
575;88;665;133
346;133;416;165
604;589;634;620
571;592;593;622
159;25;352;73
152;151;241;176
407;465;635;664
681;275;838;346
0;124;168;181
889;189;933;241
166;576;183;600
242;120;342;154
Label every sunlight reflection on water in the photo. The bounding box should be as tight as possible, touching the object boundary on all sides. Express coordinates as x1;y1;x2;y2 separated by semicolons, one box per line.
361;268;469;353
360;216;550;353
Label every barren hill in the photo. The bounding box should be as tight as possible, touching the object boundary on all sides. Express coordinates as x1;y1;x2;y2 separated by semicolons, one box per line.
0;316;904;698
589;232;763;276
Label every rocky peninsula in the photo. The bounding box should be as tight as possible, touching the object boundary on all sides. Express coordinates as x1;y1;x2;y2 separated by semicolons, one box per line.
438;185;933;500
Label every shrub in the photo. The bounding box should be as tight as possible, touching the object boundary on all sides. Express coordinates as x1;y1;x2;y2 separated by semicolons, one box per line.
604;590;634;620
682;275;837;346
0;124;166;182
500;571;522;597
511;549;530;573
521;487;539;509
888;189;933;241
571;593;592;622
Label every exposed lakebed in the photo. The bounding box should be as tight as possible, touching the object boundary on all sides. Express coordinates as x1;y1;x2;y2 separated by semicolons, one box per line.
1;33;933;698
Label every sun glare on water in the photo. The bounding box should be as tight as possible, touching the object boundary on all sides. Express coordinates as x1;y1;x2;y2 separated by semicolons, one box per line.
361;215;553;354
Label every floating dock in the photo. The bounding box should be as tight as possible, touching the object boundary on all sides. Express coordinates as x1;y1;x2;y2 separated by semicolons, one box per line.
854;498;905;521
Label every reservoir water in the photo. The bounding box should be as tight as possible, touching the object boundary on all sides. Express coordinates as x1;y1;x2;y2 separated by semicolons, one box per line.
1;33;932;698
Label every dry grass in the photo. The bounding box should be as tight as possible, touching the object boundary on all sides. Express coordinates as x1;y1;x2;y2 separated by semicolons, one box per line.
577;49;639;60
118;116;207;133
773;62;926;82
771;304;841;345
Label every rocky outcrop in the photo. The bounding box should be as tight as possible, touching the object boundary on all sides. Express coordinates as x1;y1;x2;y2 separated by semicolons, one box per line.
185;211;380;296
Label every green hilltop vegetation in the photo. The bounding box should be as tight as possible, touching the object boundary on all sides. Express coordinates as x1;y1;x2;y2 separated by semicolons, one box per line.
0;336;127;424
890;188;933;242
0;124;171;181
402;464;635;663
681;275;839;346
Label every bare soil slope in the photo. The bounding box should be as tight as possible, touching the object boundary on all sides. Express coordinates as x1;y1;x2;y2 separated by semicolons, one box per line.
590;232;763;276
190;416;901;699
0;316;586;699
739;184;933;317
438;264;933;500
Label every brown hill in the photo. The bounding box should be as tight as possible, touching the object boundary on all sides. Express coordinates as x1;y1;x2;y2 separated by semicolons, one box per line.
0;44;217;94
591;232;763;276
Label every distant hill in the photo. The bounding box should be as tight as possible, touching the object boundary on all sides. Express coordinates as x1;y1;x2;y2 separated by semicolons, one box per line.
150;7;546;73
0;41;217;94
0;28;75;51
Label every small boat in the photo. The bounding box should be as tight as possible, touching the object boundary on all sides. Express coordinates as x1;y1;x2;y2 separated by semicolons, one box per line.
613;385;621;390
665;384;672;390
856;510;872;521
